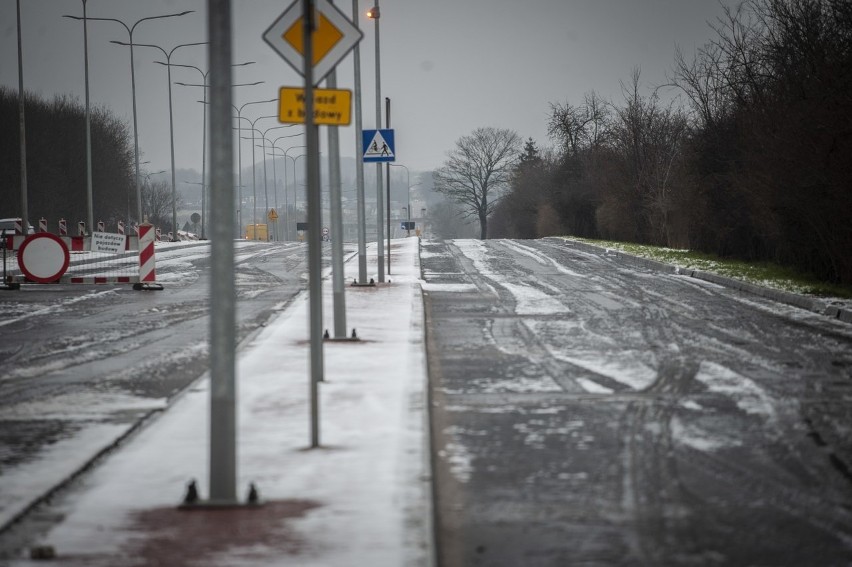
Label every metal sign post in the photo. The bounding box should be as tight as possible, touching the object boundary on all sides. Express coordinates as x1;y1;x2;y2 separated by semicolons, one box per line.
265;0;362;449
352;0;368;285
302;0;324;448
327;63;347;338
208;0;238;504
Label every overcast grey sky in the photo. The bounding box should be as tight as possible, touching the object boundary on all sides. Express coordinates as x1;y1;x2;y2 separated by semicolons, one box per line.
1;0;735;176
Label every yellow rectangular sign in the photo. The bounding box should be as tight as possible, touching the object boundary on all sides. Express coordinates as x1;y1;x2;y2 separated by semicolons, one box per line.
278;87;352;125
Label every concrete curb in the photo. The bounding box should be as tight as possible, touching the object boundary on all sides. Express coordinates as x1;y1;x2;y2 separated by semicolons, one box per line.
554;238;852;324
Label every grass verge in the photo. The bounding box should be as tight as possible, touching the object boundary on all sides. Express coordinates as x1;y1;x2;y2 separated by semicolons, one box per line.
562;237;852;300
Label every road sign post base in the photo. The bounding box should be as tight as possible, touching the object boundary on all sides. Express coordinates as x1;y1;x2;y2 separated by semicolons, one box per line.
133;282;165;291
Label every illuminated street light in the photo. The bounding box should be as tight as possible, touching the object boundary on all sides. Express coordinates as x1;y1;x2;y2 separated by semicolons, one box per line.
369;1;385;280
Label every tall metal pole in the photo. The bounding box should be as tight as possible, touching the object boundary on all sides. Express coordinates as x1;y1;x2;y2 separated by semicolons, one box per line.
82;0;93;234
391;162;410;235
207;0;237;503
271;138;304;240
232;98;276;236
352;0;368;284
16;0;28;235
116;40;207;237
173;64;259;239
284;145;306;240
251;124;256;229
200;76;208;239
236;110;243;236
65;11;194;225
327;62;347;337
130;43;141;222
269;145;279;241
371;1;384;282
304;0;323;448
167;61;178;238
260;133;268;237
385;96;391;274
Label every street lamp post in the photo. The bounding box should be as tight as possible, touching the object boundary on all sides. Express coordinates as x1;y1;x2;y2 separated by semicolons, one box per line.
63;0;94;234
352;0;368;284
233;114;278;231
15;0;29;236
253;124;295;231
115;40;208;240
64;9;194;225
226;98;276;237
389;163;410;235
367;1;384;281
293;153;307;221
269;138;305;241
284;146;306;240
171;62;257;239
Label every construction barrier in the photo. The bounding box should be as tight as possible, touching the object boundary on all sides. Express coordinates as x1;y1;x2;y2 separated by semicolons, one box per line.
2;221;162;290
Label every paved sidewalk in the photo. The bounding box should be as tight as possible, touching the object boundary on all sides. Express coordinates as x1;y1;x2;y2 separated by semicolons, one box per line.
7;237;433;567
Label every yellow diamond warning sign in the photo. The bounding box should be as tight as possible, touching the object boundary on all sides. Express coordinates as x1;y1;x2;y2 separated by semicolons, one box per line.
278;87;352;126
282;11;344;66
262;0;363;86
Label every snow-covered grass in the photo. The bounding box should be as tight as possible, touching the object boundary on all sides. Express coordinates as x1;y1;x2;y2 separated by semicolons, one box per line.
561;236;852;299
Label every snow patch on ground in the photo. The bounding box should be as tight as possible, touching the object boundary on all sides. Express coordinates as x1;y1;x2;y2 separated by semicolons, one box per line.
0;392;166;421
440;442;474;483
670;416;742;452
551;350;658;391
500;240;582;277
513;419;585;450
500;281;571;315
453;239;494;276
575;377;615;394
420;282;478;293
695;361;777;423
0;424;129;529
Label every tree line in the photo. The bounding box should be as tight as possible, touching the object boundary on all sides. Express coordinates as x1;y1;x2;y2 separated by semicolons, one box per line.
467;0;851;285
0;87;177;233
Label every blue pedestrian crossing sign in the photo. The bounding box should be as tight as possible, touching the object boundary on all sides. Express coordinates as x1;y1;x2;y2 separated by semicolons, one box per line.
362;129;395;163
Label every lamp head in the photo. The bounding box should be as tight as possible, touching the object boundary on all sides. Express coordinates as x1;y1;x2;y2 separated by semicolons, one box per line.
366;6;380;19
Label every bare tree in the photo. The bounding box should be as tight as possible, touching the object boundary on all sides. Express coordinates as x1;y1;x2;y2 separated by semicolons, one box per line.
141;179;180;232
434;127;521;239
607;69;689;246
547;91;610;157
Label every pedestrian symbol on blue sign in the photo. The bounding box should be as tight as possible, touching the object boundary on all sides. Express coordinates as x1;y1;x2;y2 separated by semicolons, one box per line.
362;129;395;163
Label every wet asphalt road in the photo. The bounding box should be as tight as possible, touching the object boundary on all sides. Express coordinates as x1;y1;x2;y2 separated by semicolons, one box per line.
0;241;311;544
423;238;852;567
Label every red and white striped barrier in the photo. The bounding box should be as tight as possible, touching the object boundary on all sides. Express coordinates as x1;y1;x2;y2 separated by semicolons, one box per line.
59;219;67;236
97;221;105;233
117;221;125;236
77;221;86;236
4;223;161;290
39;218;47;233
138;223;156;285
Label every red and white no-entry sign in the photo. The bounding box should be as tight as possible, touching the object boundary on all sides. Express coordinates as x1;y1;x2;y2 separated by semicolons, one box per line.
18;233;70;283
